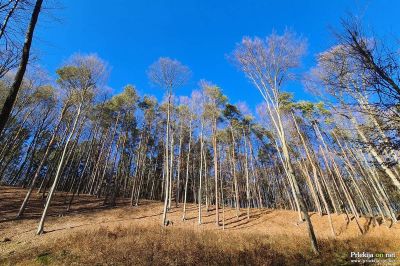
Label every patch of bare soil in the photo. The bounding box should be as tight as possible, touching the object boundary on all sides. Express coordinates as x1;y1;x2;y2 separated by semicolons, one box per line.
1;186;399;265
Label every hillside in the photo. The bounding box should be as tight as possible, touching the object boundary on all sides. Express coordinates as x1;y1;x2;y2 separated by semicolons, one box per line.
1;186;399;265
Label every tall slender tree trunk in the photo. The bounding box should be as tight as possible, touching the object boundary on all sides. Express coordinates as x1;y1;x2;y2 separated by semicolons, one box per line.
350;117;400;191
37;103;82;235
162;90;171;226
212;118;219;226
0;0;43;135
175;122;183;207
198;120;204;225
17;104;68;218
292;115;335;237
182;118;192;220
168;130;174;209
230;125;240;218
243;129;251;220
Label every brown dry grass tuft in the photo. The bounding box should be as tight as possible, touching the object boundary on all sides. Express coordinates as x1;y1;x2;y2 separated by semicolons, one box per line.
60;226;286;265
1;225;307;265
3;224;397;265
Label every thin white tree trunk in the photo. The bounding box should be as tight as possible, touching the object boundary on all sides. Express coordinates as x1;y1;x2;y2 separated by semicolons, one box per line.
37;103;82;235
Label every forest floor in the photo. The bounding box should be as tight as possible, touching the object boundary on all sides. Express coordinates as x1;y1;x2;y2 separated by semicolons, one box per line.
0;186;399;265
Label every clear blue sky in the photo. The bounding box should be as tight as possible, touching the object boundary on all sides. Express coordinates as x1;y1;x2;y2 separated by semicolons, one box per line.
34;0;400;110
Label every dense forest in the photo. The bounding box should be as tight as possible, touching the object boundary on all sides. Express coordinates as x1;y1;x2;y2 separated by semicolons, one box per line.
1;0;400;257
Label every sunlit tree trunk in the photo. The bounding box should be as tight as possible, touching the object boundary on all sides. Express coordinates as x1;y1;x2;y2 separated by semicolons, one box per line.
37;103;82;235
242;129;251;220
230;125;240;218
182;117;192;220
198;119;204;224
212;115;219;225
17;104;68;217
162;90;171;226
175;121;184;207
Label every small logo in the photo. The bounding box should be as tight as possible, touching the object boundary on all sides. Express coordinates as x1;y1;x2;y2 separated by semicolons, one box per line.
350;251;397;264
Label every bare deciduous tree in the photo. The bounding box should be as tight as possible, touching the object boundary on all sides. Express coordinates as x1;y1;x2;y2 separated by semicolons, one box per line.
232;31;319;254
147;57;191;226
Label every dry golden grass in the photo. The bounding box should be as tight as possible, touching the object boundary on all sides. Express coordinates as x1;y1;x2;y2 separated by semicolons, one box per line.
1;186;399;265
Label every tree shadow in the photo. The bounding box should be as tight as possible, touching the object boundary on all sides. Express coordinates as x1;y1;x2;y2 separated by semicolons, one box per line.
0;186;139;224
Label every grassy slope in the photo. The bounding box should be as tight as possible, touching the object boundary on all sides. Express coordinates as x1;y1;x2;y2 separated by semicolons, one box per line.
1;186;399;265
